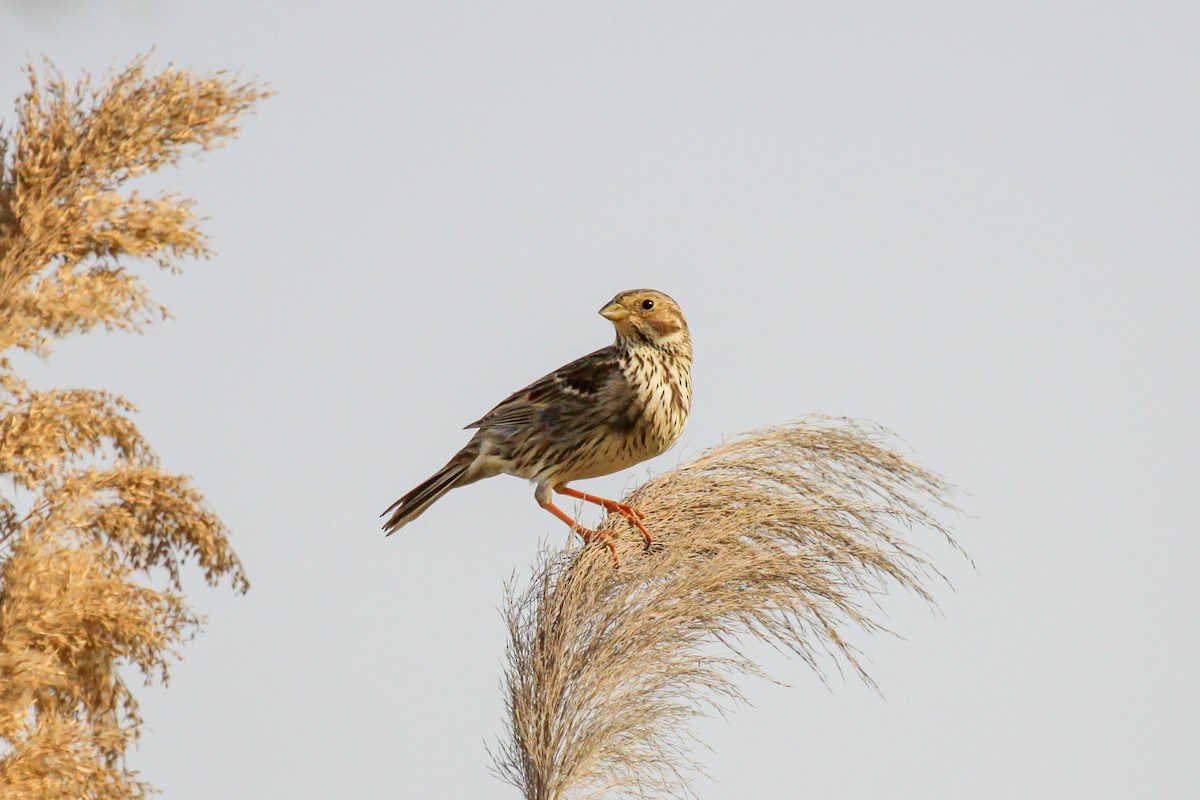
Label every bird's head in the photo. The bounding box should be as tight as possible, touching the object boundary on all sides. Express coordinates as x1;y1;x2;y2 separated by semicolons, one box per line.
599;289;691;358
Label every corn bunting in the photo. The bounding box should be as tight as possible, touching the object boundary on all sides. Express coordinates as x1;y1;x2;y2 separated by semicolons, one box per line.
382;289;692;557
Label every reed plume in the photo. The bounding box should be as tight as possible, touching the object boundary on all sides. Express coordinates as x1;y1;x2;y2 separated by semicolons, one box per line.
495;417;963;800
0;56;266;798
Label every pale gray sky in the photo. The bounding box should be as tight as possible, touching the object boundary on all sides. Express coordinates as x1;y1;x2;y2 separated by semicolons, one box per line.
2;2;1197;797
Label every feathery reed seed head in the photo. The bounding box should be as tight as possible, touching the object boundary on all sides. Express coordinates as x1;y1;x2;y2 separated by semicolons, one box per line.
495;417;963;800
0;55;265;798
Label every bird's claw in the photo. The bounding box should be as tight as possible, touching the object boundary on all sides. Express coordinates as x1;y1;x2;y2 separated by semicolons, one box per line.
609;505;652;551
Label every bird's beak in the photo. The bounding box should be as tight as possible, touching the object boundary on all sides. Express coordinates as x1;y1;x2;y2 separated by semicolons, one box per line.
599;302;630;321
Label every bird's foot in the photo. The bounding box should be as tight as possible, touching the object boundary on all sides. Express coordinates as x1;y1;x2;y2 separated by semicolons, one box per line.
589;500;652;551
539;497;621;563
577;526;620;563
612;505;652;552
581;503;650;553
554;486;652;551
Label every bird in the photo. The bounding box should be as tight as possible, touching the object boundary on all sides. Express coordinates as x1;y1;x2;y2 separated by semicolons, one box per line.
382;289;692;558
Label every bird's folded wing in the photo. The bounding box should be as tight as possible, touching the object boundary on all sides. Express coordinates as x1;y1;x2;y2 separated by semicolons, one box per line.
464;345;622;430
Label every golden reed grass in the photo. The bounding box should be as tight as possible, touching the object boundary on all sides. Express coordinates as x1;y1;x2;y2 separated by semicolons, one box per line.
495;418;964;799
0;57;265;798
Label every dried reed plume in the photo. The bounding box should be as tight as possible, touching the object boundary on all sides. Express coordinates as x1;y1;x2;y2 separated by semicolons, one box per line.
0;57;266;798
496;417;963;800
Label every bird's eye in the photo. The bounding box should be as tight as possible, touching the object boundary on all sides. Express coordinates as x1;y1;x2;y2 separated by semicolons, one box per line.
641;299;655;311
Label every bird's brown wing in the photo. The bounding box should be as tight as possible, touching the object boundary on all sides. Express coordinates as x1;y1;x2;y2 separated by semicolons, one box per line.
464;345;629;431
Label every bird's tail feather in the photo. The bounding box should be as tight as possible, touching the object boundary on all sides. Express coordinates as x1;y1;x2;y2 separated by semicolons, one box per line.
382;456;471;535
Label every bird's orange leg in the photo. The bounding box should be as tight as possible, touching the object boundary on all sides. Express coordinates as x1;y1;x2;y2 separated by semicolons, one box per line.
537;498;619;561
555;485;653;550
